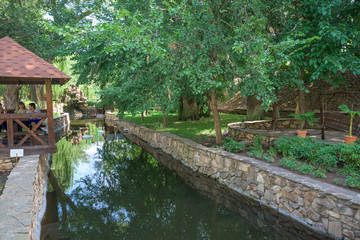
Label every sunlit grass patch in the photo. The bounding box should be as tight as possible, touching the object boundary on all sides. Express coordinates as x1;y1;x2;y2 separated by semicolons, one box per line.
124;111;245;142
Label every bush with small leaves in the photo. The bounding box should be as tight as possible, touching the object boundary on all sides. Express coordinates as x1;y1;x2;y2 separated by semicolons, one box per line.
223;137;245;153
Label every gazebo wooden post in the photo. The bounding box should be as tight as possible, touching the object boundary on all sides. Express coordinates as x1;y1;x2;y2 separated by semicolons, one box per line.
45;79;55;147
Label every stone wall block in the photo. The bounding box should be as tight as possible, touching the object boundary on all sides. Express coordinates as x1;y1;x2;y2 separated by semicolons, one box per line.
306;209;321;222
224;158;232;168
338;205;355;216
286;192;298;202
239;163;249;172
240;179;248;191
201;155;212;167
343;229;355;240
355;210;360;221
256;173;264;184
316;197;335;209
212;154;224;169
264;190;274;202
271;185;282;193
329;221;343;239
341;215;360;230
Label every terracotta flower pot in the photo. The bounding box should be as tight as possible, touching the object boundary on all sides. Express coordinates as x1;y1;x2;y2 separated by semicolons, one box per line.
297;130;307;138
345;135;357;144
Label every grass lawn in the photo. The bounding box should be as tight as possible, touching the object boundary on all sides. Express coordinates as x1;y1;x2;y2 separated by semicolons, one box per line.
124;111;245;143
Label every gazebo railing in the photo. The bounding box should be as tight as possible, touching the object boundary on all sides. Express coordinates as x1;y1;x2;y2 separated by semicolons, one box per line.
0;113;54;153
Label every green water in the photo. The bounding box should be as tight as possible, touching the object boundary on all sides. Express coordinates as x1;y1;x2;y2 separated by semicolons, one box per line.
41;122;326;240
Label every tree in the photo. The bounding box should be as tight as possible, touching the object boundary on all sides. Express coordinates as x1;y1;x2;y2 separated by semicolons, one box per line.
233;0;360;116
70;0;249;144
0;0;49;107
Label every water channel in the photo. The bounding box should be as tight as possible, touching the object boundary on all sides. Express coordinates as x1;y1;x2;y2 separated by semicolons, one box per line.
41;120;328;240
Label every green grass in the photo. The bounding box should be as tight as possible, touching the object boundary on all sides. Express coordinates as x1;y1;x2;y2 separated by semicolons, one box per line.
124;111;245;143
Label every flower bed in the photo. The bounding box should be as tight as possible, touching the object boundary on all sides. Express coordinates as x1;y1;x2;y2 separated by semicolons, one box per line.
223;135;360;190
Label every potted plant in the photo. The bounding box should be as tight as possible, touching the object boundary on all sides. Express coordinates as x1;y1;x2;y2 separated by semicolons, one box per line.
338;104;360;144
289;110;318;137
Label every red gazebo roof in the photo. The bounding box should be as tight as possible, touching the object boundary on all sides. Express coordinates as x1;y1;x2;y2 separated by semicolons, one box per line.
0;36;71;85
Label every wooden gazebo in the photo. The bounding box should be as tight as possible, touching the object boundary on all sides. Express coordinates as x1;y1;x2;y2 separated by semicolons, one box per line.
0;36;70;157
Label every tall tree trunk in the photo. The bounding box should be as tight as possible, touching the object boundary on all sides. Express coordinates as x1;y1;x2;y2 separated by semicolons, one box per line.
246;95;264;120
295;69;307;115
298;88;306;114
162;110;168;128
2;85;21;109
30;85;46;109
295;88;306;115
210;88;222;144
178;97;200;121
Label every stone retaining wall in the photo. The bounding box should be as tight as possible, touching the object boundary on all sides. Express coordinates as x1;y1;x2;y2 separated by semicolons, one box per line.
107;113;360;240
228;119;300;146
227;119;324;146
0;154;50;240
53;113;70;142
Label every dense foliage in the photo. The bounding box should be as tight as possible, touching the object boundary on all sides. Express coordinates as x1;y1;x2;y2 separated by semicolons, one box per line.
1;0;360;138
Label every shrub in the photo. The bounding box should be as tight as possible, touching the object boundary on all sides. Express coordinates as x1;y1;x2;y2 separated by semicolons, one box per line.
274;136;322;160
279;156;299;170
297;163;315;175
337;142;360;167
223;137;245;153
249;135;263;153
344;172;360;189
247;151;275;163
313;167;327;178
314;144;341;171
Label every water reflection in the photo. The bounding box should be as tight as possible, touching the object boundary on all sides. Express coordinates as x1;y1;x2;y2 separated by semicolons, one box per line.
42;138;270;240
50;122;105;192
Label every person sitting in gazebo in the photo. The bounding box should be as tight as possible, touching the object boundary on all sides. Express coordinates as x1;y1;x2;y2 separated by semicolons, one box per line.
15;102;28;132
27;102;41;129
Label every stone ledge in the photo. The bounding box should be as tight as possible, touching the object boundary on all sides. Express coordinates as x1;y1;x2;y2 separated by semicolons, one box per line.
0;154;50;240
107;114;360;240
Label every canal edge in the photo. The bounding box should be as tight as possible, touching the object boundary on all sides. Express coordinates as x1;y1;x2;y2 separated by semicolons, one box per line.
106;112;360;240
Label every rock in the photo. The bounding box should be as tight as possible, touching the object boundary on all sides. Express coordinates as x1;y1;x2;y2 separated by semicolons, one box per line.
341;215;360;229
305;192;315;202
286;192;298;202
322;218;329;230
307;209;320;221
284;202;293;212
258;183;264;193
329;221;342;239
283;121;290;125
343;229;355;240
328;210;340;219
298;197;304;206
289;201;299;209
339;205;354;216
271;185;282;193
355;210;360;221
0;163;13;170
316;198;334;209
293;210;304;219
264;190;274;201
220;172;229;179
256;173;264;184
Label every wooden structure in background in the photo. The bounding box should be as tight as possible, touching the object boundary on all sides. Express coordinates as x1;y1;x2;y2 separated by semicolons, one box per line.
0;36;70;157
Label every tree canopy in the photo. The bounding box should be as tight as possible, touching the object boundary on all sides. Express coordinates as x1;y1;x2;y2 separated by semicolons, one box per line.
1;0;359;142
